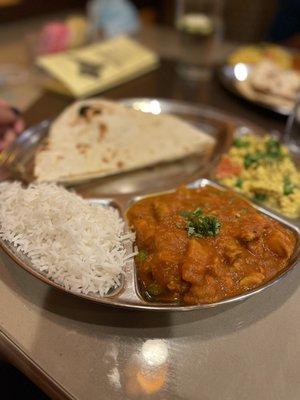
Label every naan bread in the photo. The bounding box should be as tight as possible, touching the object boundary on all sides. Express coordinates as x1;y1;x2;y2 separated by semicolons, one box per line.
249;60;300;101
236;79;294;111
236;60;300;113
34;99;215;183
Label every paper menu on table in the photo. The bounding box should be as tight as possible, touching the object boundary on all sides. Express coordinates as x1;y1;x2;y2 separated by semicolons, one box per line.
37;35;159;98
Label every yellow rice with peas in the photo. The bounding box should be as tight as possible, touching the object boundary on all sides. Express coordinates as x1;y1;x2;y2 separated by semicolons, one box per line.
216;134;300;218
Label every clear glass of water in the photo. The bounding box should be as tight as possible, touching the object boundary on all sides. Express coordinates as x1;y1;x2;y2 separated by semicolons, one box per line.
284;94;300;155
175;0;223;80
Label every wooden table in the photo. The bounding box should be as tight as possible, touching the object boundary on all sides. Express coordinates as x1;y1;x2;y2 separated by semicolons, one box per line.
24;58;286;131
1;59;300;400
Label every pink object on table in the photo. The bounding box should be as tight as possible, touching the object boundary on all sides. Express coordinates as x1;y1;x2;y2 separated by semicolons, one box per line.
37;22;71;54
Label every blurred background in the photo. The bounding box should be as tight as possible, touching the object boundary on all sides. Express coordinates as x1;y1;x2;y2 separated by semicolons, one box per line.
0;0;294;42
0;0;299;110
0;0;300;398
0;0;281;42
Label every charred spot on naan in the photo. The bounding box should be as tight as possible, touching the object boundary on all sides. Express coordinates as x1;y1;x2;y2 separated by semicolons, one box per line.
76;143;91;155
78;105;102;122
39;140;50;152
98;122;107;141
117;161;125;168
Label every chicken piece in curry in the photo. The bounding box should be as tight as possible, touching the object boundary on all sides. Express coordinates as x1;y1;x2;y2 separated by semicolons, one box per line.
127;186;297;304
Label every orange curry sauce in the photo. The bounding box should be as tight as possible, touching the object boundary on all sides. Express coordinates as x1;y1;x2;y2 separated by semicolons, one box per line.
127;186;296;304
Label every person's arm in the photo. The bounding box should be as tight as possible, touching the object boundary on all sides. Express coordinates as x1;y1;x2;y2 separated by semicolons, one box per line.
0;100;24;151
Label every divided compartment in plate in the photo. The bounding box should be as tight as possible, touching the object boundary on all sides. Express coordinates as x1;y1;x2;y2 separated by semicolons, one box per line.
0;179;299;311
0;198;131;304
122;178;300;310
0;98;267;197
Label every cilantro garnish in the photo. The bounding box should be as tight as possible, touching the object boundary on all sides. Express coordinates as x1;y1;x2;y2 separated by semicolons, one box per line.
243;138;284;169
180;208;221;238
253;192;268;202
180;210;193;218
244;152;263;168
265;138;282;159
233;137;250;148
283;176;295;196
235;177;244;188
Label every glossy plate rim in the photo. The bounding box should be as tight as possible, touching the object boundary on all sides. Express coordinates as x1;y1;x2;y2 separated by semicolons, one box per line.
0;97;269;191
0;178;299;312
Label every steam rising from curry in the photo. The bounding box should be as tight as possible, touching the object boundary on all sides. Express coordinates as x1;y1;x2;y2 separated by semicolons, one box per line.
127;186;297;304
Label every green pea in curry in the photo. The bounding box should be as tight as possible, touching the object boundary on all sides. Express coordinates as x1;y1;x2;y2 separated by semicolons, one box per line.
127;186;296;304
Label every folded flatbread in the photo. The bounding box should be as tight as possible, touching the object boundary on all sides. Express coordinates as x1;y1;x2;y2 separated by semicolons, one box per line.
249;60;300;101
34;99;215;183
236;60;300;113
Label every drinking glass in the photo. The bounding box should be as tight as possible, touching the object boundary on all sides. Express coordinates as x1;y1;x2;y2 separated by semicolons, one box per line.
284;93;300;155
175;0;223;80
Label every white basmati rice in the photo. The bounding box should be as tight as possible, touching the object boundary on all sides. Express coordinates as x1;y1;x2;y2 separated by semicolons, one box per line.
0;181;135;296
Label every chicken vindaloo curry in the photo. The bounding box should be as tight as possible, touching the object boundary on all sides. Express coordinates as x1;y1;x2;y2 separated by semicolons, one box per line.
127;186;296;304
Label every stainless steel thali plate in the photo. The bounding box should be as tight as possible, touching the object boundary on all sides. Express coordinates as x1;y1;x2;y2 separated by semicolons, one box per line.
0;98;267;197
0;99;299;311
0;178;299;311
218;63;292;116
